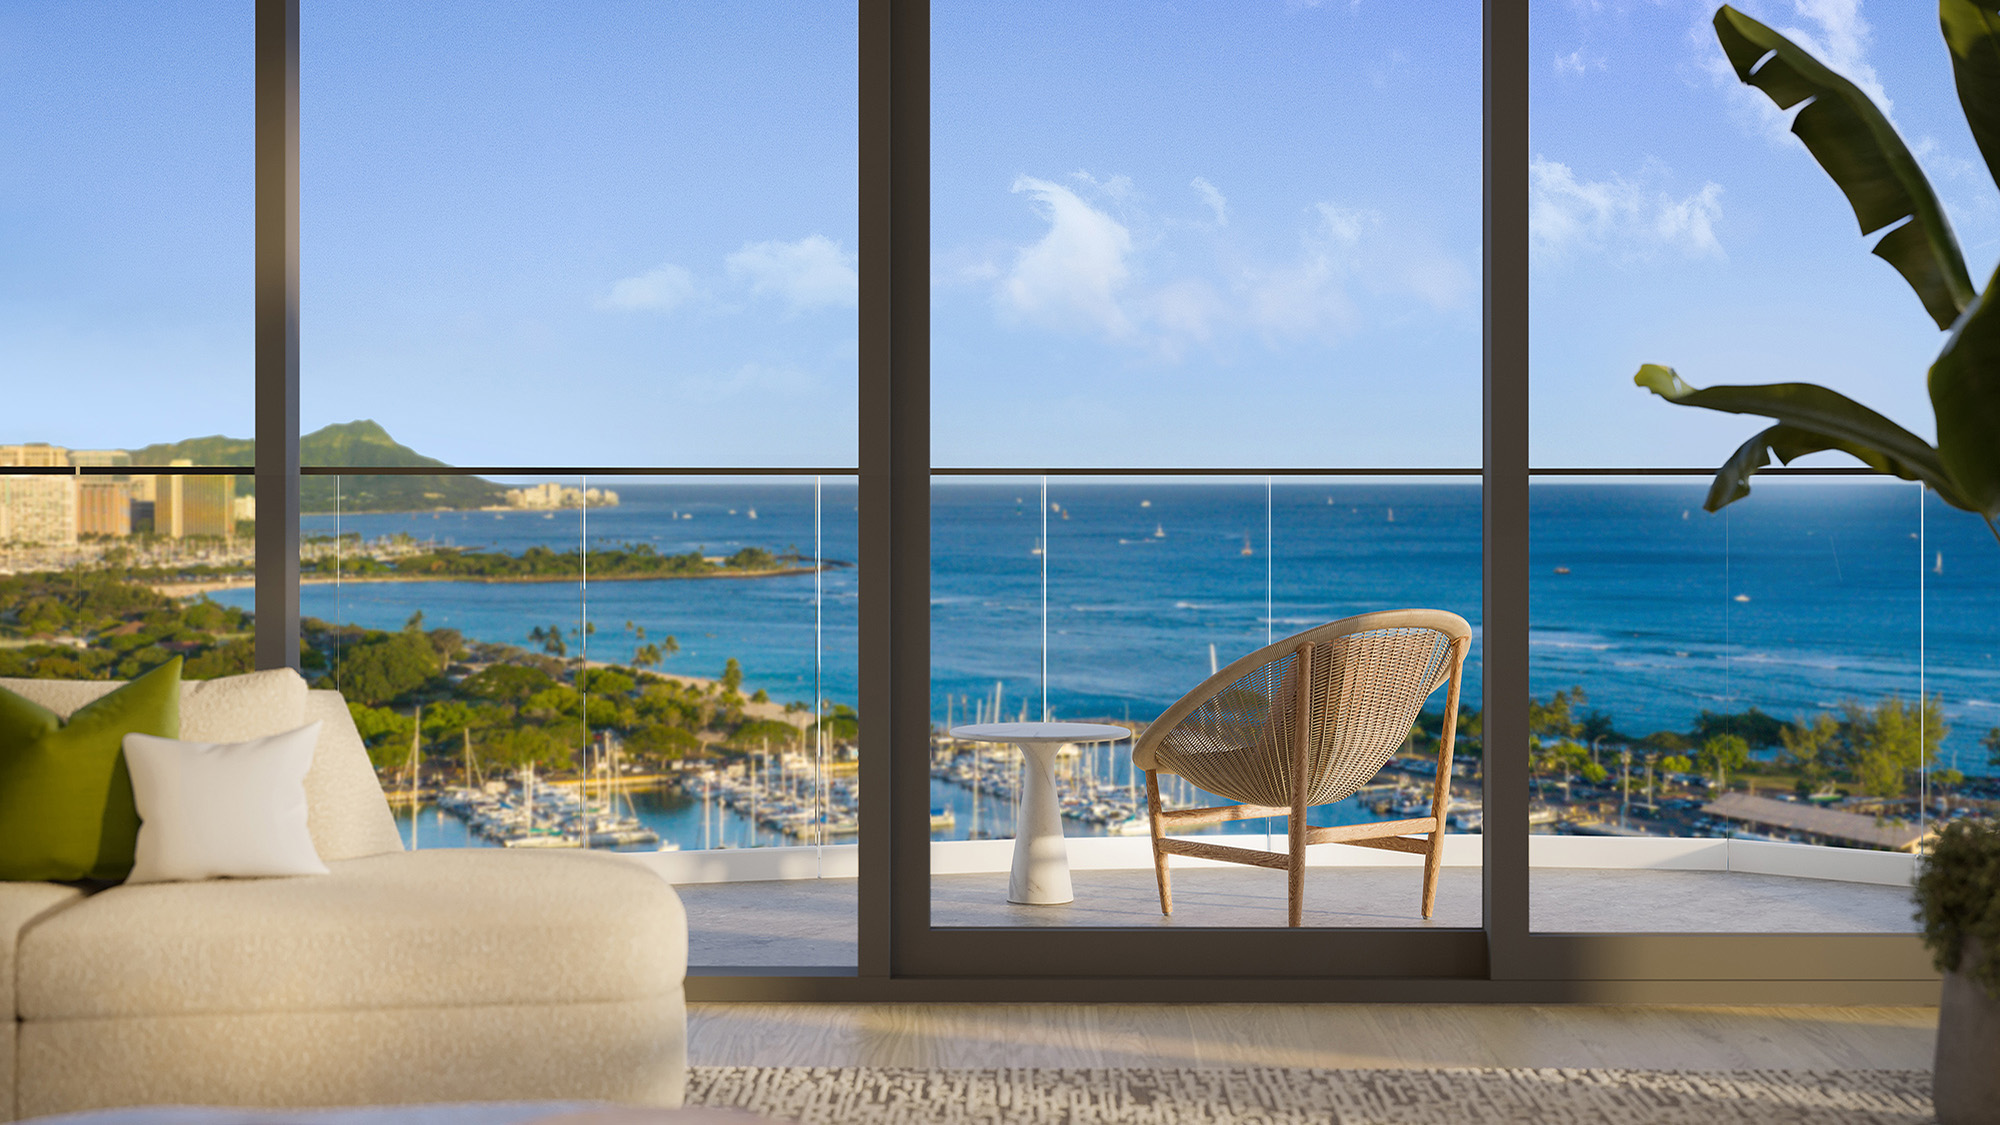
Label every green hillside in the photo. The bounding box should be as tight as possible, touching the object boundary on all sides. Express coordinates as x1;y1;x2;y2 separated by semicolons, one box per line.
132;422;506;514
131;434;253;467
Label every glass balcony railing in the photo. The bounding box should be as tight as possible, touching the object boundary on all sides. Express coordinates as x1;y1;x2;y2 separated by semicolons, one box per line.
1526;476;1980;934
929;475;1485;928
254;474;860;857
0;468;257;682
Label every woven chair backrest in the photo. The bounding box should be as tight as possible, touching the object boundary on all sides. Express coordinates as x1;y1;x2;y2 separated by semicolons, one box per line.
1135;609;1469;809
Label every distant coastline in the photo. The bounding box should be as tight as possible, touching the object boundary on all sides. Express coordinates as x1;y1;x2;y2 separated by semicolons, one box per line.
146;563;835;599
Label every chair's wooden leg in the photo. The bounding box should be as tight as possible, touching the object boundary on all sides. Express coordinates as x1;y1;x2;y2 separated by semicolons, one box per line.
1288;642;1314;928
1287;811;1306;928
1146;770;1172;916
1421;828;1444;920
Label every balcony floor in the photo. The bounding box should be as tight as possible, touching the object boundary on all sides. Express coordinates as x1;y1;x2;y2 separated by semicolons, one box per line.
673;865;1918;968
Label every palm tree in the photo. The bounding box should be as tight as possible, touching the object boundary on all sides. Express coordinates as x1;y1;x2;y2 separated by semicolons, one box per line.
1636;3;2000;543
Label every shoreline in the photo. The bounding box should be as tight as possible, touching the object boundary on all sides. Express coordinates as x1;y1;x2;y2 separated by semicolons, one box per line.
144;564;830;599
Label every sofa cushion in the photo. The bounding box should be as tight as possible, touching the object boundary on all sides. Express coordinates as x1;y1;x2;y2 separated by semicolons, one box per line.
125;723;331;884
1;882;84;1018
0;659;182;881
0;666;307;744
303;690;404;861
17;849;688;1020
0;673;404;863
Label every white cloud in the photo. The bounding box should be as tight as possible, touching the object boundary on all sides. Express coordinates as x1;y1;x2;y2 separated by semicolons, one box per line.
725;235;858;312
1554;49;1605;76
1191;176;1229;225
998;176;1135;337
1531;156;1725;261
984;172;1471;358
602;263;700;312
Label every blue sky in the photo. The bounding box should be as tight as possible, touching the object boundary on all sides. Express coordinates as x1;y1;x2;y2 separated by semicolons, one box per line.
0;1;1989;471
1532;0;1999;466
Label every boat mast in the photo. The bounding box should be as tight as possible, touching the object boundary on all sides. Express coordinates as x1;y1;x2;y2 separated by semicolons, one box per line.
407;703;422;850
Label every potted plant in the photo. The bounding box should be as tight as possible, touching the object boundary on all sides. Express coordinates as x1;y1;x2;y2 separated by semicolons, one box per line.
1916;820;2000;1123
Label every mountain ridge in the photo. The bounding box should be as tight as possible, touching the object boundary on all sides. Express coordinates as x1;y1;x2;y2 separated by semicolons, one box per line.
132;421;506;514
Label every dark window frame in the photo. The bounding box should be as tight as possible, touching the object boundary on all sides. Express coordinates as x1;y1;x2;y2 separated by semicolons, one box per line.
245;0;1938;1001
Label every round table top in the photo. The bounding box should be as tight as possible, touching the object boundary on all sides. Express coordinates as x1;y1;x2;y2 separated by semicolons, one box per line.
948;722;1130;745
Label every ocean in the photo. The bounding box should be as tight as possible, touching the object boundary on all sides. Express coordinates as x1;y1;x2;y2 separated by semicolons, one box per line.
212;478;2000;848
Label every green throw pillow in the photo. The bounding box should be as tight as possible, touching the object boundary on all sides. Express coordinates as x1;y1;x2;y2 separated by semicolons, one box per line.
0;658;182;881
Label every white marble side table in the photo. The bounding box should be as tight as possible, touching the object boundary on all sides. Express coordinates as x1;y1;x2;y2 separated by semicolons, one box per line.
947;721;1130;904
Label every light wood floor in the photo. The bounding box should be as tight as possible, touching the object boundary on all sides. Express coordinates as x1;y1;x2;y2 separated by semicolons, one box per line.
687;1003;1937;1070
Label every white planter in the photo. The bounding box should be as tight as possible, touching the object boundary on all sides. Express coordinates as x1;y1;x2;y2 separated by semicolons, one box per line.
1934;941;2000;1125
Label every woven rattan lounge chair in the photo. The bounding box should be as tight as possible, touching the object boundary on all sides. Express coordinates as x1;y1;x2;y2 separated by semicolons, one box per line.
1131;608;1472;926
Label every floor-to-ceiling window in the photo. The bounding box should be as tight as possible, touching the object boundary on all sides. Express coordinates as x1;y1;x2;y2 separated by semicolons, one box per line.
1525;0;1976;939
0;2;260;683
1;0;1955;998
299;0;862;971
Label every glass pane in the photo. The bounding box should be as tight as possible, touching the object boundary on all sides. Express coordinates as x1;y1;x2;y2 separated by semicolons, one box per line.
1919;487;1998;832
301;2;859;468
931;3;1481;468
930;476;1481;928
287;474;859;968
1529;0;1976;467
0;3;254;455
1;471;257;681
1529;479;1927;934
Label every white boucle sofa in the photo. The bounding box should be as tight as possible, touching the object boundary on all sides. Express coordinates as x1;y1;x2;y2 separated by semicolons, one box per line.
0;671;688;1120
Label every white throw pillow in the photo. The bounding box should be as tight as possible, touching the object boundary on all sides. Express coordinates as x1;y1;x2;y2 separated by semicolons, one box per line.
122;722;331;884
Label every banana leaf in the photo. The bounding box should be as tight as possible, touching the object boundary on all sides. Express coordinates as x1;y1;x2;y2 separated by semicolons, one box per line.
1929;264;2000;526
1715;5;1975;329
1634;364;1978;512
1942;0;2000;198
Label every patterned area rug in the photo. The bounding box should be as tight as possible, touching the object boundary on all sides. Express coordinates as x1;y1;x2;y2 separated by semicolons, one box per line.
686;1067;1937;1124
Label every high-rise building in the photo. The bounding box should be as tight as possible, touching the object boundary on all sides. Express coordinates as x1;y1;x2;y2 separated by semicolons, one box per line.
0;444;69;468
154;464;235;540
68;449;132;468
76;478;132;538
0;476;77;546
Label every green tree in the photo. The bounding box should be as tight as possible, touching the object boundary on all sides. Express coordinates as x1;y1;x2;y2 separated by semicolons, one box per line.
1843;694;1947;799
183;638;255;680
1691;707;1788;750
1529;687;1586;742
1983;726;2000;769
338;630;442;706
581;668;635;696
1697;733;1750;790
349;702;416;771
1633;3;2000;541
462;663;557;704
528;624;566;657
625;723;699;765
1781;712;1842;796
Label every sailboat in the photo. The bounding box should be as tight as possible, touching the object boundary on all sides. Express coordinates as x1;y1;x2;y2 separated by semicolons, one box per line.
1240;534;1253;557
1030;537;1043;556
1153;523;1166;539
1936;551;1944;575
